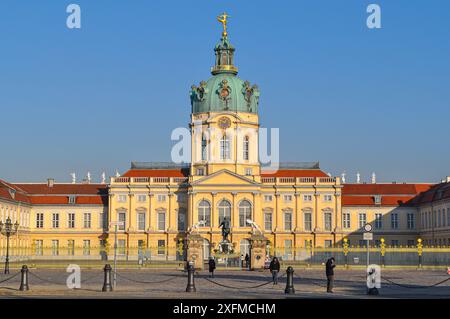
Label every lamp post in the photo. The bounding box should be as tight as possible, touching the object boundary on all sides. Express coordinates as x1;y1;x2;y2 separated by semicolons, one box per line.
0;217;20;274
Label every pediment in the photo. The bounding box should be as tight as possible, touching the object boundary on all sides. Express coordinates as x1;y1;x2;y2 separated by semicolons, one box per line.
191;169;259;186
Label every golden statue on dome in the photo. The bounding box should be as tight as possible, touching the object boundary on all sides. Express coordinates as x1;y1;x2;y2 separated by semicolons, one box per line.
217;12;230;37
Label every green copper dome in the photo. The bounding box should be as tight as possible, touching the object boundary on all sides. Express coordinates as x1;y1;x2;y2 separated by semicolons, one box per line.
190;35;260;114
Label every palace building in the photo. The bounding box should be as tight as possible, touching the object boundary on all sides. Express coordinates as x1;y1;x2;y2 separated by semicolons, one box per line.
1;16;450;263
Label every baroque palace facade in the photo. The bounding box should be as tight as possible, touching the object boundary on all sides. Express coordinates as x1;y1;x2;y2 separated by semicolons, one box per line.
1;20;450;261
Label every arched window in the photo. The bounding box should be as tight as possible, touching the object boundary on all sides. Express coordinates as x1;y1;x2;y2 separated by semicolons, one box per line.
218;200;231;225
201;134;207;161
243;136;249;160
239;200;252;227
220;135;230;160
198;200;211;227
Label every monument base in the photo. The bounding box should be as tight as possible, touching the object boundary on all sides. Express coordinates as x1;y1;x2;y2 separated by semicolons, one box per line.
186;233;204;270
250;234;267;271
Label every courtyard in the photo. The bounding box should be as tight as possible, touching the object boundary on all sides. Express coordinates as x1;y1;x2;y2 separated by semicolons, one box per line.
0;266;448;299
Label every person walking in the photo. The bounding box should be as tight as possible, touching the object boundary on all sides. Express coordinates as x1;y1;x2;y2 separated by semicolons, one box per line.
245;253;250;269
269;257;281;285
208;257;216;278
325;257;336;293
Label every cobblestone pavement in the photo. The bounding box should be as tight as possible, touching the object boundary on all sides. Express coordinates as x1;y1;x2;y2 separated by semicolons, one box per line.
0;268;448;299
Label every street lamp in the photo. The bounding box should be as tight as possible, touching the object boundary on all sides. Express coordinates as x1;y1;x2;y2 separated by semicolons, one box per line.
0;217;20;274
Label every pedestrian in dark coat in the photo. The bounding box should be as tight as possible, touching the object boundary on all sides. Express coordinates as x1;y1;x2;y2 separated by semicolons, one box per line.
208;257;216;278
245;253;250;269
325;257;336;293
269;257;281;285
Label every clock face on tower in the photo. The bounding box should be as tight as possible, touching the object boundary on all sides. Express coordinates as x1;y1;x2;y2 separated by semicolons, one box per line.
218;117;231;129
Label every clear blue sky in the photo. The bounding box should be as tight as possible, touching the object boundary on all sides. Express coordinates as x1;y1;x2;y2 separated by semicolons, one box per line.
0;0;449;183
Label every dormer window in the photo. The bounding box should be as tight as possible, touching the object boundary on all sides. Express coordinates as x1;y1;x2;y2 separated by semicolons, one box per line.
374;195;382;205
68;195;76;204
8;189;16;199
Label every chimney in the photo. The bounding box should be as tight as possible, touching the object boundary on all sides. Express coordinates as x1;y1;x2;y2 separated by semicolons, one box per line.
47;178;55;188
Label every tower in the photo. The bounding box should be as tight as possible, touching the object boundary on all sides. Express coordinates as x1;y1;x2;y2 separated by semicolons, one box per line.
189;13;261;180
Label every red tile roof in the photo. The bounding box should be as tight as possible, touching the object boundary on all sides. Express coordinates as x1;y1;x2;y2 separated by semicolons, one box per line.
342;183;433;195
342;183;435;207
1;179;107;206
413;182;450;205
29;195;106;205
0;179;31;204
14;183;107;195
342;195;417;206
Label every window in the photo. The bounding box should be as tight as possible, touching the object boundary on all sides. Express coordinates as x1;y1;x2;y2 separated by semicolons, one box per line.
303;195;312;202
52;213;59;228
324;212;332;231
117;211;126;231
284;210;292;231
197;168;205;176
407;213;415;230
35;240;43;256
220;135;230;160
324;240;333;248
68;213;75;228
407;240;415;247
157;240;165;255
137;195;147;202
178;208;186;231
118;239;126;255
264;195;273;202
283;195;293;203
201;134;207;161
438;209;441;227
157;194;166;202
239;200;252;227
158;210;166;231
51;240;59;256
391;240;399;247
198;200;211;227
68;195;76;204
83;213;91;228
304;212;312;231
358;213;366;228
374;195;382;205
283;240;293;260
243;136;249;160
359;240;367;247
67;240;75;256
343;213;351;229
99;212;105;229
218;200;231;225
323;195;332;202
83;240;90;256
264;211;272;231
375;213;382;229
245;168;253;176
117;195;127;203
391;213;399;229
447;208;450;226
137;211;146;231
36;213;44;228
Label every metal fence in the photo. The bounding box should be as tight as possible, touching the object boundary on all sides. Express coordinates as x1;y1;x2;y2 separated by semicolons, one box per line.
270;246;450;267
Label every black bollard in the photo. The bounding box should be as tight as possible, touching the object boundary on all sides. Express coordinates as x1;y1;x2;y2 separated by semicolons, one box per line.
284;266;295;294
19;265;29;291
185;264;196;292
102;264;113;292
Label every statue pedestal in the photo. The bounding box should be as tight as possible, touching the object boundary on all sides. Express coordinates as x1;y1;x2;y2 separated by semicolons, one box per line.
186;233;204;270
250;234;267;271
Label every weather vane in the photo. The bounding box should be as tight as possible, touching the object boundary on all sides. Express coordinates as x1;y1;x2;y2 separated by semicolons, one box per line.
217;12;230;37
